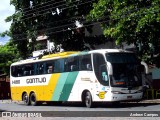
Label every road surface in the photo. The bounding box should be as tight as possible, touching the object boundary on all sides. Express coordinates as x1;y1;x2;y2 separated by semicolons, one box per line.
0;100;160;120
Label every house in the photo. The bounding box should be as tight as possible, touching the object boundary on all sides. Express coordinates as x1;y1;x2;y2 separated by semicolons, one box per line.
32;35;54;57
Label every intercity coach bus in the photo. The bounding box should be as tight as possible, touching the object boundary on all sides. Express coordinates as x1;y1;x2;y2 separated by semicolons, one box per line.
10;49;148;108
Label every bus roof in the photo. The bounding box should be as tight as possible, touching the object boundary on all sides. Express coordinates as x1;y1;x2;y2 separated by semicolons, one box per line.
11;49;132;66
41;51;80;59
89;49;130;54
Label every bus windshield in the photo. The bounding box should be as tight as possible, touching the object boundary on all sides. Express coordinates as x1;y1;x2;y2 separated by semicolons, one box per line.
106;53;142;88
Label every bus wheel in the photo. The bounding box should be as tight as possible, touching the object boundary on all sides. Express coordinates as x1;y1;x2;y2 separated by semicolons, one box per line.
22;93;30;105
85;91;94;108
30;92;37;106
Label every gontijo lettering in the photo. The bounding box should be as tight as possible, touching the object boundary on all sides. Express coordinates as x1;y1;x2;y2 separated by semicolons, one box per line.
26;77;46;84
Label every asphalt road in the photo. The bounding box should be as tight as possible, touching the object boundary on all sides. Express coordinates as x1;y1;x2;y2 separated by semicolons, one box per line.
0;100;160;120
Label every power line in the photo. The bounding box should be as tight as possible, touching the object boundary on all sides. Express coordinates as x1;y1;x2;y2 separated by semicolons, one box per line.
12;21;75;37
47;21;106;36
18;0;95;21
21;0;64;12
12;19;85;38
23;0;94;19
12;20;107;42
23;0;65;15
12;5;155;37
13;6;139;38
12;15;109;38
12;15;84;37
11;5;158;42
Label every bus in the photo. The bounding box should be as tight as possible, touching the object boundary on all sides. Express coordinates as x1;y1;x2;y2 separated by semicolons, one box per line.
10;49;148;108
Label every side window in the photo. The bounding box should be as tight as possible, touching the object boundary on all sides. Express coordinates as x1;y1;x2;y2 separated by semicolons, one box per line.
17;66;23;77
65;56;79;72
93;53;106;72
93;53;109;86
11;64;34;77
45;61;54;74
34;63;37;75
37;63;44;75
54;59;65;73
80;54;92;71
11;66;18;77
23;64;34;76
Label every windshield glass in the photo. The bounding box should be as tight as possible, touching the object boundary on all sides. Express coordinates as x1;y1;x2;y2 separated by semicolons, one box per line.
106;52;142;88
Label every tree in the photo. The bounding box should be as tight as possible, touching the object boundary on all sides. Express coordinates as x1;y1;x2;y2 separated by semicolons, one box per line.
88;0;160;65
0;41;20;75
1;0;106;59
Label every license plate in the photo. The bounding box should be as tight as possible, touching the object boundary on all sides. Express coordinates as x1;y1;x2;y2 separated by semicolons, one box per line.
127;96;132;99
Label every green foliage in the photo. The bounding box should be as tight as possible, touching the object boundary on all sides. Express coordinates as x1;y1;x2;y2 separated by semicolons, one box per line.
88;0;160;65
0;31;10;37
0;41;20;75
2;0;105;58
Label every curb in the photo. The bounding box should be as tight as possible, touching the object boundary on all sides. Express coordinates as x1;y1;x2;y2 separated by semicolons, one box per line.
140;99;160;103
0;100;22;104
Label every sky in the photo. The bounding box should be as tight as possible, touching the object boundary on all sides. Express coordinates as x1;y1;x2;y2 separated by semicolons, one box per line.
0;0;15;45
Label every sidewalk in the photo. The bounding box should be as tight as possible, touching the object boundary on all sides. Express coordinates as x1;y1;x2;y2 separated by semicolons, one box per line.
0;99;22;104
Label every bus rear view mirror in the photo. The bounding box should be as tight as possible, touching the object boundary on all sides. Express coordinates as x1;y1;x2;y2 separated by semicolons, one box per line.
107;62;113;75
141;61;149;74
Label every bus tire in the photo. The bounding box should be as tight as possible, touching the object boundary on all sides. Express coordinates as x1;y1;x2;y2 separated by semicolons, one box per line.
30;92;38;106
85;91;94;108
22;93;30;105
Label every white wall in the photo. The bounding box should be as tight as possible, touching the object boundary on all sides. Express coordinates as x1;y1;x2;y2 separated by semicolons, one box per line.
85;24;103;36
152;67;160;79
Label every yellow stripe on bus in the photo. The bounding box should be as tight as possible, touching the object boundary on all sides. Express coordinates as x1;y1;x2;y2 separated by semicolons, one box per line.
42;51;79;59
11;73;61;101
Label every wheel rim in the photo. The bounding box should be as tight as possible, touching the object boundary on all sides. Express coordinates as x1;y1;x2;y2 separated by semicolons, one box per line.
85;93;91;107
23;94;28;104
85;97;89;105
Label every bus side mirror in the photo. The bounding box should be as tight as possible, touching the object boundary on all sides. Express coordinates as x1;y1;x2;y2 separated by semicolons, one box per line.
107;62;113;75
141;61;149;74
